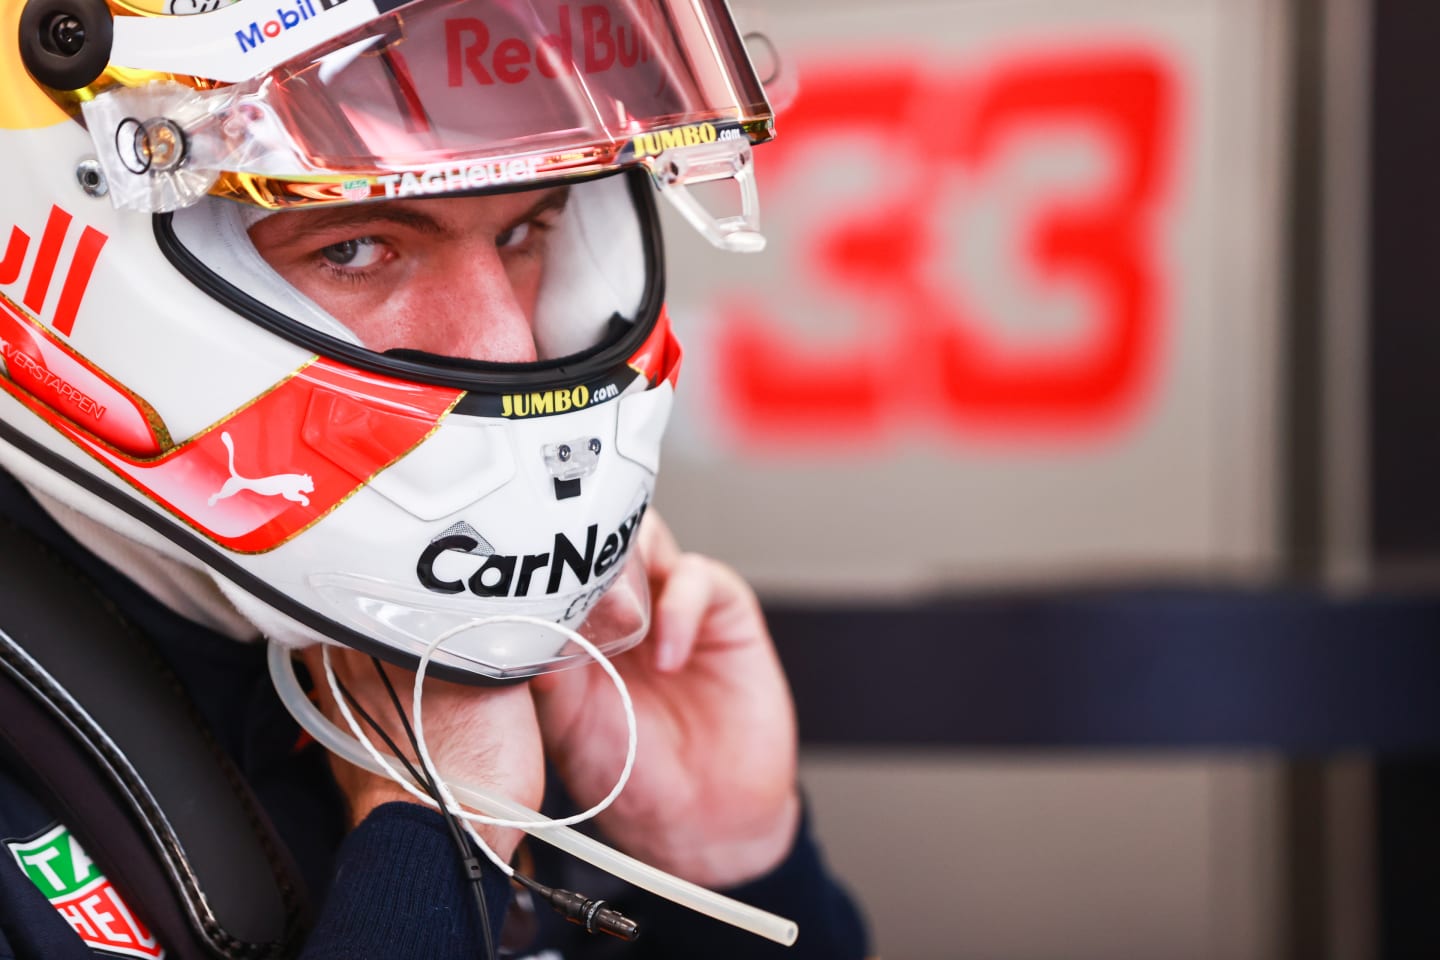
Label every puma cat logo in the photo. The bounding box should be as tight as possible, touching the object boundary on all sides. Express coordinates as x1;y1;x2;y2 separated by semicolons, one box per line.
208;431;315;508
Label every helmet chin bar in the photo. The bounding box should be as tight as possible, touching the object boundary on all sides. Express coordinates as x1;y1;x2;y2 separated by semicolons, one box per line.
647;137;767;253
308;543;653;680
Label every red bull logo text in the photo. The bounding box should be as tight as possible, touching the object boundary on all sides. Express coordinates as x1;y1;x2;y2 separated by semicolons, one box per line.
446;3;657;86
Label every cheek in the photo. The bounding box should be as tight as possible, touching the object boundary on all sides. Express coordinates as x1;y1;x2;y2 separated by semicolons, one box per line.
251;240;543;358
336;303;406;350
359;260;538;359
294;277;400;346
255;252;382;332
265;253;419;350
508;254;546;320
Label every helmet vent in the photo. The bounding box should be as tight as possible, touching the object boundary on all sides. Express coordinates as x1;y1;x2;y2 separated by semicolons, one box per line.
18;0;113;91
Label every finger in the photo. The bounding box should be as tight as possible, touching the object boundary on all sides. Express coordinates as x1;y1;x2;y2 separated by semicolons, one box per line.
651;552;717;672
299;645;425;754
528;658;589;701
298;642;350;714
640;509;682;582
699;559;768;645
527;657;600;751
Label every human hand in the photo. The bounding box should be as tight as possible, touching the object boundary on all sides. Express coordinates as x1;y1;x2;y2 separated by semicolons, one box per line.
530;513;801;889
299;644;546;862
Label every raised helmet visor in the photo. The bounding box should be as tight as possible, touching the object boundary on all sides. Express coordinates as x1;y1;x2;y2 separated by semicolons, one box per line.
73;0;772;246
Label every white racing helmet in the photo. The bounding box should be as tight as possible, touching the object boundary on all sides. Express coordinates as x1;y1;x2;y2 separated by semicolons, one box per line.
0;0;774;680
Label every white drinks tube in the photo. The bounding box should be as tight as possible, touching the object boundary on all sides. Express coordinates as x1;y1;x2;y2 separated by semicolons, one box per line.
266;641;799;947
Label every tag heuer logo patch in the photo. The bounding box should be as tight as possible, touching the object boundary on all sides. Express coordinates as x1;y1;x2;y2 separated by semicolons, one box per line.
7;824;164;959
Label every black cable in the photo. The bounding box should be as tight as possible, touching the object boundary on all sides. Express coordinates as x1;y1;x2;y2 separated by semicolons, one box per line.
332;656;640;947
364;659;641;944
365;658;497;960
327;660;495;960
326;673;427;788
511;873;640;942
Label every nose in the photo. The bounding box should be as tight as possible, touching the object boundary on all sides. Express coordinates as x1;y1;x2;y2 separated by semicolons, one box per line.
407;245;538;363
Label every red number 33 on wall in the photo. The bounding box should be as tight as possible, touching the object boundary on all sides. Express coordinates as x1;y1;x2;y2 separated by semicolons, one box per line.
714;49;1178;446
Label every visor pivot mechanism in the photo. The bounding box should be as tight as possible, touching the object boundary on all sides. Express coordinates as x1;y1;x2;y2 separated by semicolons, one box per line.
81;81;224;212
116;117;188;176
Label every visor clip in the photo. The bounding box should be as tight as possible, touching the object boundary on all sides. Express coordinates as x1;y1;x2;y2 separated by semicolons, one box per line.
646;138;767;253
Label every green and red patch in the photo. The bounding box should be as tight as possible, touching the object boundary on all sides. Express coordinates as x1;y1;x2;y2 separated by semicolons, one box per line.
7;824;164;959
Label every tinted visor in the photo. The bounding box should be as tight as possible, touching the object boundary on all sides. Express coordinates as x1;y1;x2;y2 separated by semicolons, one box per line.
90;0;772;210
263;0;770;174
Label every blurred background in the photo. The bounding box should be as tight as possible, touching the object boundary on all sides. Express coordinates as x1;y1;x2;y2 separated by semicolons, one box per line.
650;0;1440;956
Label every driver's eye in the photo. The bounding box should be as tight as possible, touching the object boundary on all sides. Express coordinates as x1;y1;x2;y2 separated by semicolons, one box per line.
496;222;531;250
321;238;383;268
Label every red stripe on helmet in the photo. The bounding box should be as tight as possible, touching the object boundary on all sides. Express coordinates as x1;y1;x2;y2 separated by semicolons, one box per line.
22;206;70;317
0;298;166;456
52;226;109;337
627;306;681;387
2;351;462;553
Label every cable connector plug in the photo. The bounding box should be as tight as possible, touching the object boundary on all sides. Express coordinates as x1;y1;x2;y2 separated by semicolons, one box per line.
513;874;639;941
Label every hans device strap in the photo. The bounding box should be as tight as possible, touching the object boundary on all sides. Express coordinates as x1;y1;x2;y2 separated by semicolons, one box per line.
0;515;308;958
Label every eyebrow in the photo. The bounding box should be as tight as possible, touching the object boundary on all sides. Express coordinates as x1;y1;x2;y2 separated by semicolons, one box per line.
518;187;571;225
273;205;446;245
269;186;572;246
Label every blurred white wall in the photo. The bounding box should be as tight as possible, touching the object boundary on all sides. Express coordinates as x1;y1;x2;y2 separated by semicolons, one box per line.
646;1;1335;957
656;0;1290;596
801;753;1287;960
